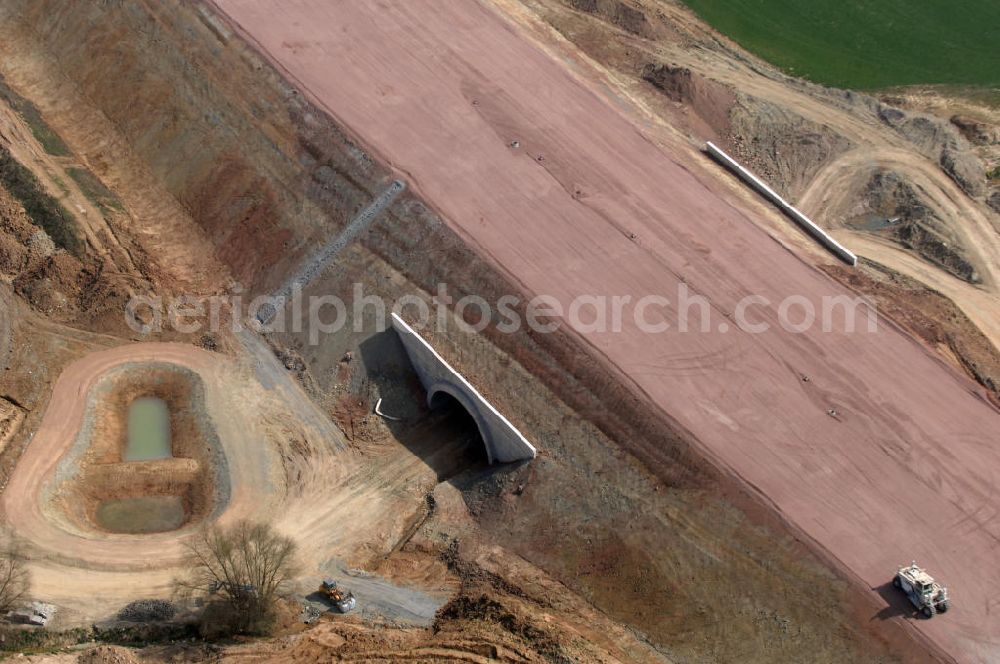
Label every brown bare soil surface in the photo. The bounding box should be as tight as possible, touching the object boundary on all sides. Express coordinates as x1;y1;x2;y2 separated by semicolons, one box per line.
0;0;997;662
266;246;912;662
207;1;999;662
504;0;1000;353
823;259;1000;405
0;88;137;276
0;36;228;295
0;395;24;455
0;184;134;332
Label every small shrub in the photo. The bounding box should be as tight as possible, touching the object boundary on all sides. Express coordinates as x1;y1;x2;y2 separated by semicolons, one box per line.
0;534;30;614
176;521;298;638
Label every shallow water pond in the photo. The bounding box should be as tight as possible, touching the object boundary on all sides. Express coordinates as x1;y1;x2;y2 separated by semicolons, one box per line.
96;495;186;534
125;396;171;461
851;214;899;232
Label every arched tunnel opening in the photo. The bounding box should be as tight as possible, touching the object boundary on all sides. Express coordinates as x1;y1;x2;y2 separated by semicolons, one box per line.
427;391;491;471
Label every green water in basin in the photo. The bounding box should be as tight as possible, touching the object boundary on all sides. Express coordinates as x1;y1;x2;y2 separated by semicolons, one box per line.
125;396;171;461
96;495;186;534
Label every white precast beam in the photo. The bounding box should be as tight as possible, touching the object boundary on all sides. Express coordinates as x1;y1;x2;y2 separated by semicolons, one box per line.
705;142;857;266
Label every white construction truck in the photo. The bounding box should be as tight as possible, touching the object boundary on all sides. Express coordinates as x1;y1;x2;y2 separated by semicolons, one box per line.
894;562;949;618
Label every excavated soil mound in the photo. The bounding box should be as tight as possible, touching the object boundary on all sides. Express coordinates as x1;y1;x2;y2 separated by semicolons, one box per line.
77;646;139;664
849;169;980;283
47;363;227;535
641;63;735;136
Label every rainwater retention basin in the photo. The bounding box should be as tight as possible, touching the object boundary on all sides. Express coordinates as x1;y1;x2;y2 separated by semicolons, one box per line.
125;396;172;461
49;364;228;535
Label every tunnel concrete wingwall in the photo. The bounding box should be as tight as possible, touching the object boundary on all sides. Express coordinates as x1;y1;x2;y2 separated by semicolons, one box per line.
391;313;537;464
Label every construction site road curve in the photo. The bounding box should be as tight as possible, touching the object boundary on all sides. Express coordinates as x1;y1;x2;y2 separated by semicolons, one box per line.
2;343;275;572
210;1;1000;660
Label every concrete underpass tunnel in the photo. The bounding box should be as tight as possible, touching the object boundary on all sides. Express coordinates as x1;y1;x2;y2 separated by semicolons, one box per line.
390;313;538;465
427;385;492;465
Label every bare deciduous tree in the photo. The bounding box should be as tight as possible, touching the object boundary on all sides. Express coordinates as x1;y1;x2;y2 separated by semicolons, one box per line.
0;536;30;614
177;521;297;635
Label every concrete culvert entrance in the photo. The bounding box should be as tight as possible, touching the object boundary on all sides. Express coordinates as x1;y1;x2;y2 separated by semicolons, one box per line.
427;391;491;467
391;314;537;464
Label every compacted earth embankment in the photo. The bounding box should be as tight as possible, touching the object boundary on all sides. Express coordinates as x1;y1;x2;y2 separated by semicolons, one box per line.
0;1;981;662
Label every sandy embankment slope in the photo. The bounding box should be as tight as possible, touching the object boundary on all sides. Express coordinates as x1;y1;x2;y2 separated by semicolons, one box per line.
210;1;999;660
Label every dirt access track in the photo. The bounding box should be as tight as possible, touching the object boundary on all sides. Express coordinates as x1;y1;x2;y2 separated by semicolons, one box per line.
2;335;455;627
210;1;1000;661
2;344;272;572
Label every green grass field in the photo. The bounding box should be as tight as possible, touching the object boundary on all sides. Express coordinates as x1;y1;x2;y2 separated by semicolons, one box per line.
681;0;1000;90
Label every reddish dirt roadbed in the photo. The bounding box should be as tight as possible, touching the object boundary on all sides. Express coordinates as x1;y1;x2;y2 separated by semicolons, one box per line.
211;1;999;660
